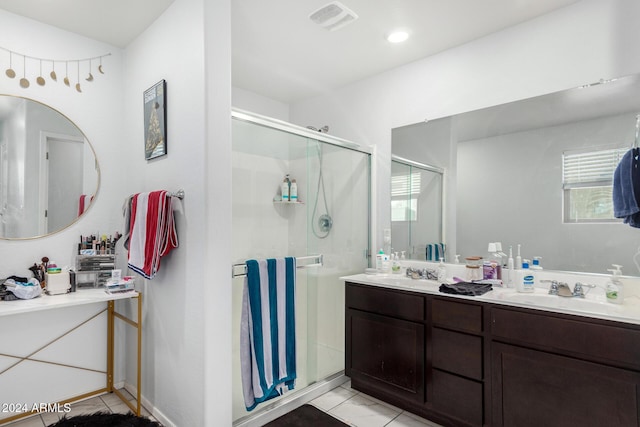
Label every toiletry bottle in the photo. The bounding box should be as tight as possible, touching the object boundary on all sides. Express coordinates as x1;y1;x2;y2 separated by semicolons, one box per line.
516;259;535;293
289;179;298;203
281;177;290;202
376;248;390;273
392;252;401;274
437;257;447;282
382;251;391;273
605;264;624;304
531;256;543;270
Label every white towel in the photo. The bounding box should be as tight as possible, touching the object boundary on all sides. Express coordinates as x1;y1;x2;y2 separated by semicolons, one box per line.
126;190;178;279
240;257;296;411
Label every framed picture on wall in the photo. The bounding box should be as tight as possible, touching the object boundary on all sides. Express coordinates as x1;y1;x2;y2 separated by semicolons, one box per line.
143;79;167;160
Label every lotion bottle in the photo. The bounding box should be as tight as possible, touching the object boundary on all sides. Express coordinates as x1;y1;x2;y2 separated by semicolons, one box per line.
516;259;535;293
605;264;624;304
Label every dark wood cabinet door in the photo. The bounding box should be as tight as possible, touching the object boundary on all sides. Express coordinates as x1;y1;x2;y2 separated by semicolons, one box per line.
346;308;425;403
492;342;640;427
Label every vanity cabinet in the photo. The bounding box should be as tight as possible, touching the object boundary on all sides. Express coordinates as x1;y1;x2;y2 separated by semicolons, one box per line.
429;298;486;427
345;283;425;405
345;282;488;427
491;307;640;427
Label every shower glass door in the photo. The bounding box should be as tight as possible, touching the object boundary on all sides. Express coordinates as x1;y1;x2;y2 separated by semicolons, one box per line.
231;112;371;423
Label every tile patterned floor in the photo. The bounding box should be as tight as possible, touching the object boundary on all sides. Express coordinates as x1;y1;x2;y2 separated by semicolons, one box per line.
3;382;441;427
1;389;160;427
309;380;443;427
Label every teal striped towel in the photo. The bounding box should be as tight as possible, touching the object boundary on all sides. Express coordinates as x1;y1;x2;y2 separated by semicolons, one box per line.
240;257;297;411
426;243;446;262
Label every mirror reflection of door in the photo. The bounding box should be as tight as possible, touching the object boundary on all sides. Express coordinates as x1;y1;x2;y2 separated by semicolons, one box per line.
42;133;84;234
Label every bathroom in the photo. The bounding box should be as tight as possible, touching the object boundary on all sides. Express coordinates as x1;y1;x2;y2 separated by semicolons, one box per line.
0;0;640;426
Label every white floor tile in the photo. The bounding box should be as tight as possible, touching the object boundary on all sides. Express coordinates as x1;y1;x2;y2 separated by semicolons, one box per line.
329;393;401;427
387;413;443;427
64;396;109;417
401;411;443;427
38;411;60;426
4;415;44;427
99;392;127;407
310;386;357;411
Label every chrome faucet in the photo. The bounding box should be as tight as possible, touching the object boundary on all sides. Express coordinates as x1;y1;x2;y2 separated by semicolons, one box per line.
540;279;595;298
541;279;565;295
573;282;596;298
405;267;437;280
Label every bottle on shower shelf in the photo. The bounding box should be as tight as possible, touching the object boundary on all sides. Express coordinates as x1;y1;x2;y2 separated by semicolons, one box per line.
289;179;298;203
281;175;290;202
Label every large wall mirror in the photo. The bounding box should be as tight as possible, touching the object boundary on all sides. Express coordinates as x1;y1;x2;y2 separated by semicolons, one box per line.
0;95;99;239
392;73;640;275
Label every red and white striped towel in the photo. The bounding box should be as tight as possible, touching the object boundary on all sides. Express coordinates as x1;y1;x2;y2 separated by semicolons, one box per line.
126;190;179;279
78;194;94;216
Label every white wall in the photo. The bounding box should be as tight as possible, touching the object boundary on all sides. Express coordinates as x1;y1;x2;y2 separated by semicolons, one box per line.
232;86;290;122
0;0;233;425
0;9;125;279
290;0;640;256
121;0;224;425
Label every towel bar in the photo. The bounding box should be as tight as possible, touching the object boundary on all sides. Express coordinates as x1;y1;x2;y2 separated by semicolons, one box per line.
231;254;323;278
168;189;185;199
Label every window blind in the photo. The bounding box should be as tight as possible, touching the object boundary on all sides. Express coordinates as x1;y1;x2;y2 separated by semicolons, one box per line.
562;147;627;189
391;172;421;196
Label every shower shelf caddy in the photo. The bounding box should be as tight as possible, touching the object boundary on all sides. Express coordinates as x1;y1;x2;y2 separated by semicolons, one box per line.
273;201;304;205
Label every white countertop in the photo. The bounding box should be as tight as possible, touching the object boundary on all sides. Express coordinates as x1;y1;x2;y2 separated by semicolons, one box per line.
342;273;640;326
0;289;139;317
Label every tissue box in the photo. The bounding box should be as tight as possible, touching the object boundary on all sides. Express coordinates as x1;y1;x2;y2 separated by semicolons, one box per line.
45;272;71;295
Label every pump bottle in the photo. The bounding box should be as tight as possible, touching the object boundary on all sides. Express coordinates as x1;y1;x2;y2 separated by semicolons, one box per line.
515;259;535;293
605;264;624;304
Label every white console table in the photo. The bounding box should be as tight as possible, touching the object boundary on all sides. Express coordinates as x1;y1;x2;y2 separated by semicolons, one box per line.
0;289;142;424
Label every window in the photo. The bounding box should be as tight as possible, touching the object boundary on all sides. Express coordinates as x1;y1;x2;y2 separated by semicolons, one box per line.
562;147;627;223
391;172;420;221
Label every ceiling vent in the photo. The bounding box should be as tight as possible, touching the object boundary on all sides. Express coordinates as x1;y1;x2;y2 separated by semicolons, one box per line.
309;2;358;32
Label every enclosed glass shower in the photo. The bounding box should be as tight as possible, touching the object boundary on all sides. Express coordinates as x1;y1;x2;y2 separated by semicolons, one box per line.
391;155;444;260
230;110;371;424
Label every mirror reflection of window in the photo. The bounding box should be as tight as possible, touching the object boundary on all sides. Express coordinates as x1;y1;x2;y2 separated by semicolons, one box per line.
562;147;626;223
391;171;420;222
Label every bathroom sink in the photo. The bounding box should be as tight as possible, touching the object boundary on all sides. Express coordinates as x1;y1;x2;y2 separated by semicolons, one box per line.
491;288;627;317
362;273;439;290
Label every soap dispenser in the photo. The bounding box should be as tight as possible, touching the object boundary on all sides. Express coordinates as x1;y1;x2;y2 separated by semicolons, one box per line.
605;264;624;304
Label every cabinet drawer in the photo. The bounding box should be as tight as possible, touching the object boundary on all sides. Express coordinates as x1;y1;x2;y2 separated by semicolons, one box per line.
432;328;483;380
346;283;425;322
432;298;483;333
492;308;640;370
431;369;483;427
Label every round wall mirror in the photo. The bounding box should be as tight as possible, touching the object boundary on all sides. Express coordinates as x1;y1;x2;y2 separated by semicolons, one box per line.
0;95;99;239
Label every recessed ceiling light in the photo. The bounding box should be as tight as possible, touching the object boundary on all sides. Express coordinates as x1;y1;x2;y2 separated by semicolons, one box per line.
387;31;409;43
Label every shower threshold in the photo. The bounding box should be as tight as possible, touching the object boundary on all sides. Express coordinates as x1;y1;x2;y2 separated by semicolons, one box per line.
232;371;348;427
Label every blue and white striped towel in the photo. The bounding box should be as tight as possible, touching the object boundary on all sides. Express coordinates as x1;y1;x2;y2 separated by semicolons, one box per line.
240;257;297;411
426;243;446;262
